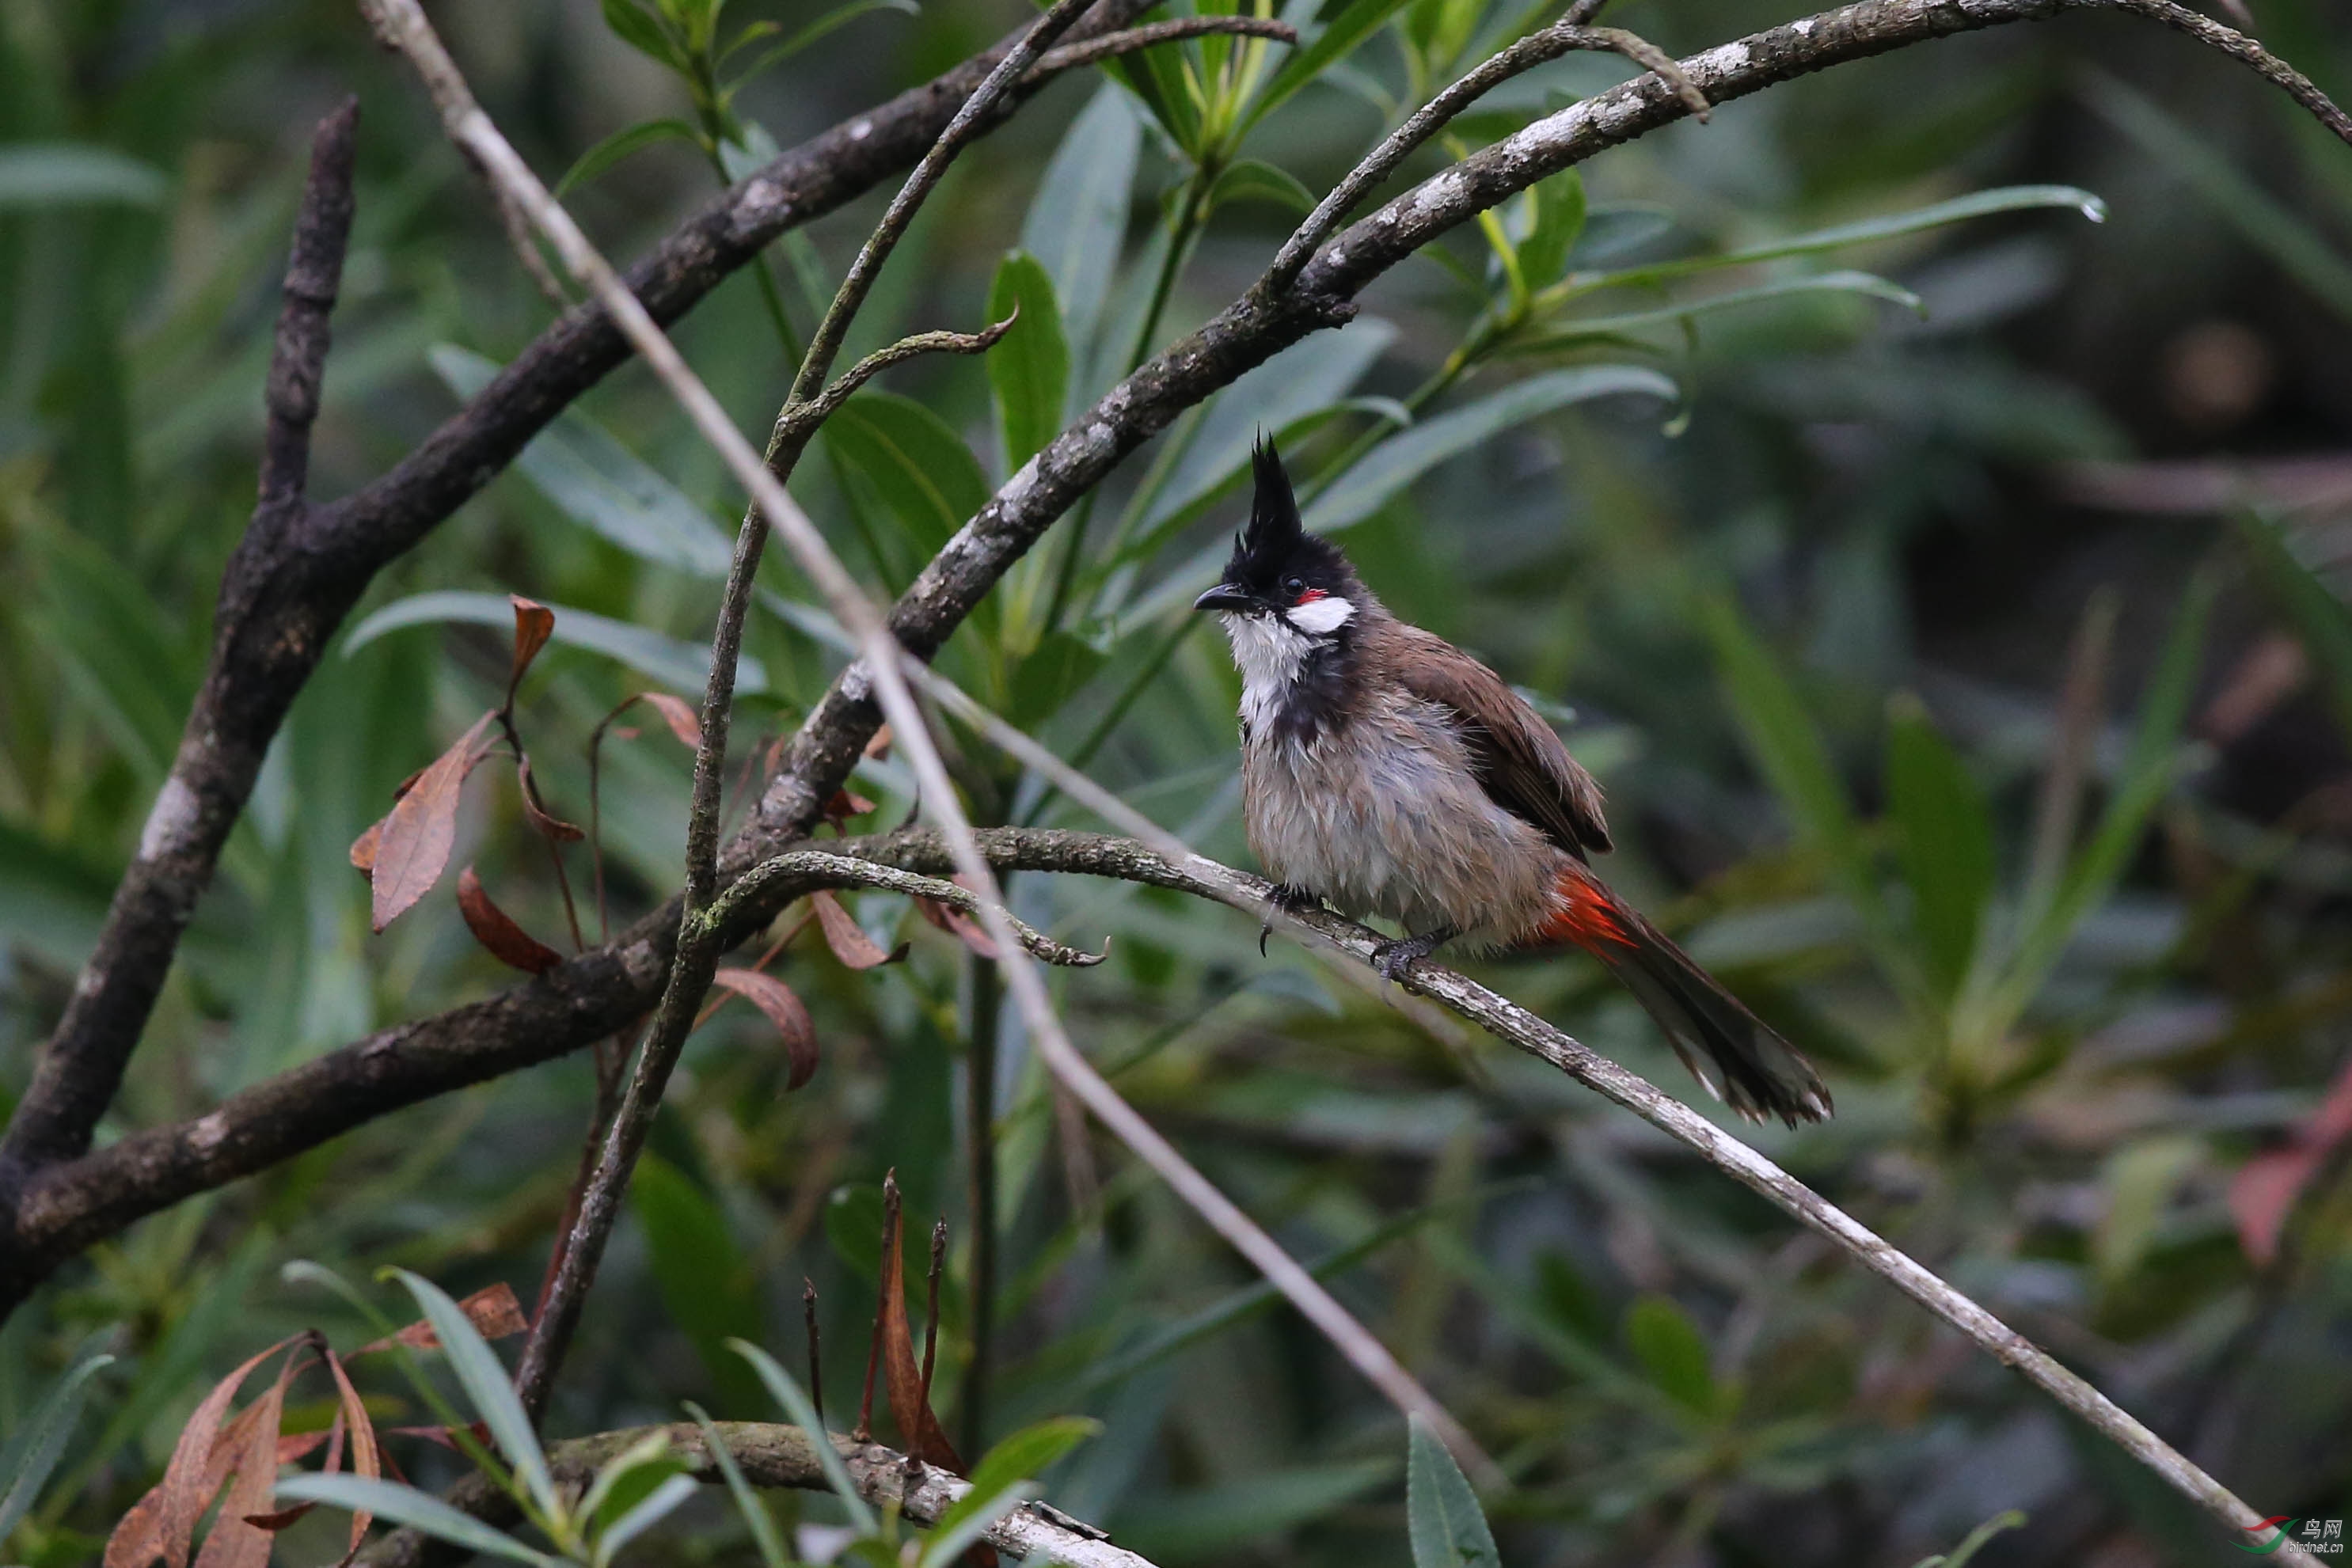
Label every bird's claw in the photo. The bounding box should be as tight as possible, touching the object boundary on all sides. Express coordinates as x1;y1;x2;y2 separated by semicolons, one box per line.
1370;926;1455;983
1260;884;1322;957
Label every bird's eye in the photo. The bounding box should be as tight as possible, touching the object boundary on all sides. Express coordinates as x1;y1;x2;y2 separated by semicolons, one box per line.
1282;576;1305;596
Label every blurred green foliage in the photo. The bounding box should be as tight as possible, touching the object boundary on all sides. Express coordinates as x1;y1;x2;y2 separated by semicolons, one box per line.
4;0;2352;1563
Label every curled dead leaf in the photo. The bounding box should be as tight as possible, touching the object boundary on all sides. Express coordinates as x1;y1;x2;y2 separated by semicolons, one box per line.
348;819;381;875
515;757;584;842
711;966;820;1091
875;1175;969;1480
506;595;555;704
636;691;702;748
811;890;907;970
356;1281;527;1355
369;712;496;933
914;879;998;959
822;788;878;831
457;867;564;975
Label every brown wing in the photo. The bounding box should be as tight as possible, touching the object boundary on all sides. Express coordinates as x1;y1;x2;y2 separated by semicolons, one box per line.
1381;624;1613;858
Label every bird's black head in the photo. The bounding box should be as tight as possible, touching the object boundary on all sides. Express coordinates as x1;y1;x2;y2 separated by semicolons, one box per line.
1191;439;1358;635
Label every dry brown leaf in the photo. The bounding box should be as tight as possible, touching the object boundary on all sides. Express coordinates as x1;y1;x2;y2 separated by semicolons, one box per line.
2232;1052;2352;1265
875;1175;965;1475
711;967;819;1091
811;891;907;970
192;1347;295;1568
515;757;584;842
456;867;565;975
348;819;382;875
915;881;997;960
357;1281;527;1355
368;712;496;932
108;1337;293;1568
821;789;878;831
323;1348;379;1561
864;723;893;761
506;595;555;702
636;692;702;747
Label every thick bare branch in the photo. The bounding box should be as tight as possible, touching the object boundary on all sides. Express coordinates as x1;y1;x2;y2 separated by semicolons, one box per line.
1033;16;1298;74
359;1421;1157;1568
0;99;359;1181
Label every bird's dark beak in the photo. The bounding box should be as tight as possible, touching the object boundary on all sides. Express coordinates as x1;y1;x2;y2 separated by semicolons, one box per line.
1192;582;1254;613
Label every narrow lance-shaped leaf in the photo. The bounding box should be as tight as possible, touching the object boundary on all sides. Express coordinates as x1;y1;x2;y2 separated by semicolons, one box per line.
385;1270;558;1522
1406;1417;1498;1568
272;1475;562;1568
728;1340;878;1534
505;595;555;706
457;868;564;976
0;1344;116;1547
876;1175;963;1471
986;252;1069;473
1885;695;1994;998
1020;85;1139;366
192;1346;298;1568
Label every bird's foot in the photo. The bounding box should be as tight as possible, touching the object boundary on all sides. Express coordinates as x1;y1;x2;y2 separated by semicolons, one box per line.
1260;884;1323;955
1371;925;1457;982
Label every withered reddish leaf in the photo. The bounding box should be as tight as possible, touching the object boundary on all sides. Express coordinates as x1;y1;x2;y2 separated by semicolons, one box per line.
323;1347;379;1562
915;885;997;959
876;1175;964;1473
637;692;702;748
358;1281;527;1354
515;757;584;842
812;891;907;970
507;595;556;700
2232;1053;2352;1265
192;1347;294;1568
711;967;819;1091
113;1335;292;1568
274;1429;332;1465
457;867;564;975
864;723;893;761
822;789;878;830
382;1420;490;1452
370;712;496;932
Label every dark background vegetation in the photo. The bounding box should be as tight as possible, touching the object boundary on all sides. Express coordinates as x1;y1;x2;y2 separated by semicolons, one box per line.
3;0;2351;1562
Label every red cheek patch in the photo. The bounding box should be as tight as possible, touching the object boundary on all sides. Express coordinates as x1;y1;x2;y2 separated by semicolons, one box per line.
1293;587;1328;606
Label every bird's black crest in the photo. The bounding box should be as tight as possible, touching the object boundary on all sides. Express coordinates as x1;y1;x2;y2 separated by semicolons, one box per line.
1240;437;1305;564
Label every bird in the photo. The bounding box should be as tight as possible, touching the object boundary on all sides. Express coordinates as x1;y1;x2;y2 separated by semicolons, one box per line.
1191;439;1833;1126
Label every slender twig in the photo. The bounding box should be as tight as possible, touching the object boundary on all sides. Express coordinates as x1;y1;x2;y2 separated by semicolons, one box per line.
919;1218;946;1415
788;316;1018;437
707;852;1104;967
804;1278;824;1427
359;1421;1158;1568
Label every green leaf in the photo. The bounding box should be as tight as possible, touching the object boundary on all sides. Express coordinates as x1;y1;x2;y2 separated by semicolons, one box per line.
1515;169;1587;292
428;345;736;579
1104;41;1201;160
2092;1135;2203;1287
594;1474;698;1565
1007;630;1104;730
1989;570;2213;1026
685;1404;789;1568
1518;271;1924;347
1406;1418;1499;1568
632;1154;767;1414
1304;366;1676;533
1913;1509;2028;1568
0;1344;113;1547
1701;594;1887;937
555;119;701;196
275;1474;564;1567
1586;185;2105;292
918;1483;1030;1568
986;251;1070;473
578;1430;685;1534
728;0;918;79
386;1269;559;1521
1624;1295;1717;1415
961;1417;1100;1506
822;392;991;557
1244;0;1418;132
1020;86;1141;362
0;144;168;208
599;0;684;69
1886;695;1994;998
728;1339;878;1533
345;590;766;696
1205;158;1317;217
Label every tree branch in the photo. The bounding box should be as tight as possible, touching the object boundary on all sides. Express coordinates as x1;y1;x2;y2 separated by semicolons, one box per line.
0;98;360;1183
357;1421;1158;1568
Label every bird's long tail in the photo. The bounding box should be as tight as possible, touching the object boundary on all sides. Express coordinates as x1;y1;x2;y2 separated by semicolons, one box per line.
1534;865;1833;1126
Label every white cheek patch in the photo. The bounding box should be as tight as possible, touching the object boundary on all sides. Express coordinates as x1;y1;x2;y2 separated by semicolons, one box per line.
1222;613;1312;732
1284;596;1355;636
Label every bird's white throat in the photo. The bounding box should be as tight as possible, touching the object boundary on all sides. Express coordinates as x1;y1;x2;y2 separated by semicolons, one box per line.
1220;598;1354;733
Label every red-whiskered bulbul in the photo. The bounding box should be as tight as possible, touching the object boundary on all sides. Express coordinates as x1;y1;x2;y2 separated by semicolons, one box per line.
1193;441;1833;1126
